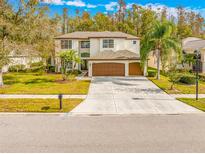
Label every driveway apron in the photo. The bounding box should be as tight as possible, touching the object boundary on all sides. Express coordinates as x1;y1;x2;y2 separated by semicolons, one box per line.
71;77;201;114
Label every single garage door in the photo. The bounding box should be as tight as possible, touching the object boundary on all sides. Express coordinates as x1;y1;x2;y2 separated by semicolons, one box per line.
129;62;142;75
92;63;125;76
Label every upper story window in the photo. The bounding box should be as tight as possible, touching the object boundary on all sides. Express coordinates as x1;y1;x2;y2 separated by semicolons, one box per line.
61;40;72;49
133;40;137;44
103;39;114;48
81;41;90;48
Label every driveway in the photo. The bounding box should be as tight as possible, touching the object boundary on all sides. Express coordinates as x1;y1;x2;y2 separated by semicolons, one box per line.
71;77;200;114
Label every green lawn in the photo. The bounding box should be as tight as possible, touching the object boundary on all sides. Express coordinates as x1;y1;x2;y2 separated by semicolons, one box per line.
178;98;205;112
0;98;83;112
0;73;90;94
149;75;205;94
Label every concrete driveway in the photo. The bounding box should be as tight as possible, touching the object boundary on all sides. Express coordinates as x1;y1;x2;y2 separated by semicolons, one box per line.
71;77;200;114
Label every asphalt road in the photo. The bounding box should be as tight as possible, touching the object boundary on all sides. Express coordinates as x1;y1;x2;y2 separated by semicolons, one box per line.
1;114;205;152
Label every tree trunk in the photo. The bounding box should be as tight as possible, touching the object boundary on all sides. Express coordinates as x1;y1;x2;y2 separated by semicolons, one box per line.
0;69;3;87
157;49;160;80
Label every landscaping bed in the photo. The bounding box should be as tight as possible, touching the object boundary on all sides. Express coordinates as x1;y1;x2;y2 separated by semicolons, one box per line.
0;73;90;94
149;75;205;94
0;98;83;112
178;98;205;112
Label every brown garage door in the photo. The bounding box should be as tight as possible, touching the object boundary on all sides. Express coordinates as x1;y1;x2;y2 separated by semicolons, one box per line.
92;63;125;76
129;62;142;75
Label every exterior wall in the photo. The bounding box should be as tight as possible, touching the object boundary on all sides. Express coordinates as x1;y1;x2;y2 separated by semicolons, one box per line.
98;38;139;54
88;60;140;77
90;38;100;56
200;50;205;73
55;38;140;55
148;50;178;70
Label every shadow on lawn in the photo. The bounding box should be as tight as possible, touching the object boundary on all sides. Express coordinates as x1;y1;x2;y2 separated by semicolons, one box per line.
25;78;53;84
41;106;50;110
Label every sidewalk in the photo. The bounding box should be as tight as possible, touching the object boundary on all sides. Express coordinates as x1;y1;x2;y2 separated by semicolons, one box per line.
170;94;205;98
0;94;86;99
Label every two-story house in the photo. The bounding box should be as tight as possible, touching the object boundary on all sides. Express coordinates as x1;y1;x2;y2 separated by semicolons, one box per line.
54;31;142;77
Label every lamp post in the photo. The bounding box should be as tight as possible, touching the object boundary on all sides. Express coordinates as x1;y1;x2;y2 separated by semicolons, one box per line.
58;94;63;110
195;50;200;100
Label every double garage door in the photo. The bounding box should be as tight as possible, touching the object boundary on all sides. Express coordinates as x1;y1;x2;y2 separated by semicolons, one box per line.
92;62;142;76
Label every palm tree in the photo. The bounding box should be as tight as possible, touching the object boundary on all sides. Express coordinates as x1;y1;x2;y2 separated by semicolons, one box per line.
141;20;181;80
59;50;81;80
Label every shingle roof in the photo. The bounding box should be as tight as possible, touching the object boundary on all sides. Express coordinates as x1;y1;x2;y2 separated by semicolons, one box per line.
55;31;139;40
89;50;140;60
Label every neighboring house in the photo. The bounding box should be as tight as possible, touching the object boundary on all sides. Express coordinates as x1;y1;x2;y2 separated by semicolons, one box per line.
183;37;205;73
2;50;42;73
148;37;205;73
54;31;142;77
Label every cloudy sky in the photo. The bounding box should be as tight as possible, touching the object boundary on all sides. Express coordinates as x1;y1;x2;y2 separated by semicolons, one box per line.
10;0;205;18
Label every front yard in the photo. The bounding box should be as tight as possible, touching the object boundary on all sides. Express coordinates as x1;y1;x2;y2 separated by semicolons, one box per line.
0;73;90;94
0;98;83;112
149;75;205;94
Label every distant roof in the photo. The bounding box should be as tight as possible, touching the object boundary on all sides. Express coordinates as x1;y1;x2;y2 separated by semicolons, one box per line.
183;38;205;52
89;50;140;60
55;31;139;40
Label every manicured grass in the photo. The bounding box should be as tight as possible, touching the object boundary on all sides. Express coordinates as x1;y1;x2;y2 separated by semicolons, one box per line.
149;75;205;94
178;98;205;112
0;73;90;94
0;99;83;112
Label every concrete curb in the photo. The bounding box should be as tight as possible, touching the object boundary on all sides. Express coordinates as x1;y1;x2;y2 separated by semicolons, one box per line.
0;112;203;116
170;94;205;98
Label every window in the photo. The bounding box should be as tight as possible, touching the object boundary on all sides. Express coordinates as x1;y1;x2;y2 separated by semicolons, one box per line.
61;40;72;49
103;39;114;48
81;41;90;48
133;40;137;44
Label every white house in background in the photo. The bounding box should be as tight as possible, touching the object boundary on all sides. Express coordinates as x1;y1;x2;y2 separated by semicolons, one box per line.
2;50;42;72
54;31;142;77
182;37;205;73
148;37;205;73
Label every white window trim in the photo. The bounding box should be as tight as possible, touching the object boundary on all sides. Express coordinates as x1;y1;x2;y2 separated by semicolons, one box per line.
102;39;114;49
80;41;90;49
61;40;72;49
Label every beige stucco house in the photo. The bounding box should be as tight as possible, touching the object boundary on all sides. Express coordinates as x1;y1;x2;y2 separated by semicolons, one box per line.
148;37;205;73
54;31;142;77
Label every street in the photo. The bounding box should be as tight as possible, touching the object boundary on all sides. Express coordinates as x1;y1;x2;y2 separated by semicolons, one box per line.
0;114;205;152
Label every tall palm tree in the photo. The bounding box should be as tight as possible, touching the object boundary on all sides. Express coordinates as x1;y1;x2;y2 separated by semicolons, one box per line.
141;20;181;80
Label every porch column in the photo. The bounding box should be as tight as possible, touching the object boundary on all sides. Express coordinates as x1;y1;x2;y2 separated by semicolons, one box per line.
125;61;129;76
88;61;92;77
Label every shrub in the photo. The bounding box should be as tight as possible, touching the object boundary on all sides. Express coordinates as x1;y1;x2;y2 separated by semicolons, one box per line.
67;70;82;76
199;74;205;82
148;70;157;77
26;61;45;73
168;72;181;90
30;61;44;68
8;65;26;72
179;74;195;85
47;65;56;73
